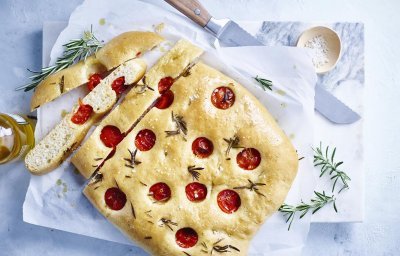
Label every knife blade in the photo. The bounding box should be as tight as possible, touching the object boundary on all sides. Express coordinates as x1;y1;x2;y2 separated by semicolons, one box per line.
206;19;264;47
164;0;361;124
315;84;361;124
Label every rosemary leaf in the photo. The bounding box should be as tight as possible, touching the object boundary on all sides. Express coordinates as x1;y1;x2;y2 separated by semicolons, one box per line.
130;202;136;219
254;75;273;91
17;27;103;91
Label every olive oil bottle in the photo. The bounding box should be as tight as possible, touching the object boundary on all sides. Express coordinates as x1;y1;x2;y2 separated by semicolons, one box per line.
0;113;35;164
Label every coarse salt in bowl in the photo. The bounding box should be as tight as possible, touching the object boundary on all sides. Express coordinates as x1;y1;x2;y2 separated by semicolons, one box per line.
297;26;341;73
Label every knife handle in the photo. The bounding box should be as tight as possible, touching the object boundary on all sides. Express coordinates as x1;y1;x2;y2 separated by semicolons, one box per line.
164;0;212;27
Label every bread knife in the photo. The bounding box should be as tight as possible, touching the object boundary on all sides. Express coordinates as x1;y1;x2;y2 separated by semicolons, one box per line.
164;0;361;124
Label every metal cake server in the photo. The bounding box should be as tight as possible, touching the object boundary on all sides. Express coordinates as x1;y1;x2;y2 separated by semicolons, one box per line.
164;0;361;124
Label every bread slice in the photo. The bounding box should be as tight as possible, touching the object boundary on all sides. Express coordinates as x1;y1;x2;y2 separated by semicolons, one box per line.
72;39;204;179
30;31;164;111
25;58;146;175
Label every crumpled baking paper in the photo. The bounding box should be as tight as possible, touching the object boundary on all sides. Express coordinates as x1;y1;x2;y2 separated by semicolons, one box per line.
23;0;317;255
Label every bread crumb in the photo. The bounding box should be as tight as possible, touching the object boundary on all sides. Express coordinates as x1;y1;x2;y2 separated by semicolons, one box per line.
276;90;286;96
153;23;165;33
99;18;106;26
61;109;69;118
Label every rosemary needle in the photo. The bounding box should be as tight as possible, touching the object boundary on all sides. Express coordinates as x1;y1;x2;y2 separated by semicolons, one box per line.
17;28;103;92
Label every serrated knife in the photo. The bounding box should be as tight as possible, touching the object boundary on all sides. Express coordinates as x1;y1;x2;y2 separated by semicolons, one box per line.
165;0;361;124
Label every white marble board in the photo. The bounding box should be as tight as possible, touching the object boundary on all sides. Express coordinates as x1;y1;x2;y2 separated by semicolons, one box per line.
255;22;364;222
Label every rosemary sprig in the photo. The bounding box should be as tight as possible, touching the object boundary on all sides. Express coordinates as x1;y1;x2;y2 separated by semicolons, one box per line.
123;149;142;169
313;142;351;193
159;218;178;231
223;135;244;157
254;75;273;91
165;112;187;139
209;239;240;254
187;165;204;181
136;82;155;94
144;210;153;218
181;62;195;77
201;242;208;253
88;171;103;186
279;191;337;230
233;179;266;197
17;28;103;91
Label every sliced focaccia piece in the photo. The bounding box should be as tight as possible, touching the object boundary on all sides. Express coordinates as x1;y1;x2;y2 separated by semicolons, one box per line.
84;61;298;255
25;58;146;175
31;31;164;111
71;39;204;179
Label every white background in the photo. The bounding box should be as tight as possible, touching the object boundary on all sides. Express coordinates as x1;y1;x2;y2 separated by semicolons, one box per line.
0;0;399;255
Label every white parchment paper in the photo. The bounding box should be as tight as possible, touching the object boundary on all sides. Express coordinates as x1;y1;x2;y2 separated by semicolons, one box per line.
23;0;317;255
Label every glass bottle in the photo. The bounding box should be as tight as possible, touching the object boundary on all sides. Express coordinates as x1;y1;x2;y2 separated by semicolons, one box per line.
0;113;35;164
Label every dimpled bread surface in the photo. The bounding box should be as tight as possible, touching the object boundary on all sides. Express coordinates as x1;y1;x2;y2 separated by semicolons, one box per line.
84;61;298;255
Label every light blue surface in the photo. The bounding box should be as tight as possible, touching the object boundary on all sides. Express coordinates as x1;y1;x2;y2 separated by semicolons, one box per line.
1;0;400;255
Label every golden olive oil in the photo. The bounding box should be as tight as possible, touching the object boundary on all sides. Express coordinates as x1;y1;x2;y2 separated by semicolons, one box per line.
0;113;35;164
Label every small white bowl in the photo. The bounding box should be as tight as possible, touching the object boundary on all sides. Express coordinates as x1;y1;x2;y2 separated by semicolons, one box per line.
297;26;341;74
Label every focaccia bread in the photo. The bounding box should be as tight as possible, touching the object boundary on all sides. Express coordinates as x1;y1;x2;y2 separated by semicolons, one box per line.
83;61;298;255
31;31;164;111
71;39;204;179
25;58;146;175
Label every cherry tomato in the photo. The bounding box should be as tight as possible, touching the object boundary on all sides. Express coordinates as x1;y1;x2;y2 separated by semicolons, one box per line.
185;182;207;202
191;137;214;158
217;189;241;214
149;182;171;202
175;228;198;248
111;76;126;95
135;129;156;151
104;187;127;211
100;125;124;148
211;86;235;109
71;100;93;125
155;90;174;109
236;148;261;170
158;76;174;94
87;73;102;91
